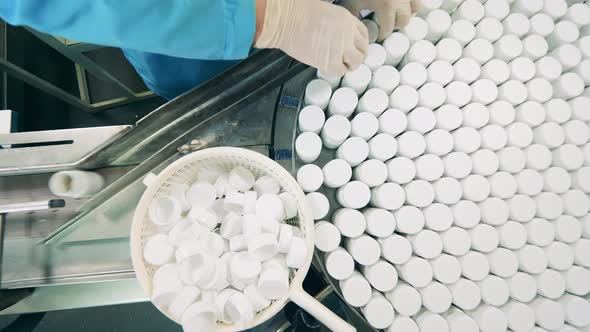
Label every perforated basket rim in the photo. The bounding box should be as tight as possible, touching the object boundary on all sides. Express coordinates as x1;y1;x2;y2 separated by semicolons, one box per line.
130;147;315;331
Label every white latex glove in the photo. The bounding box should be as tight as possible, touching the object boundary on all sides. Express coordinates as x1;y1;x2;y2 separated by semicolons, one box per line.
341;0;422;41
255;0;369;77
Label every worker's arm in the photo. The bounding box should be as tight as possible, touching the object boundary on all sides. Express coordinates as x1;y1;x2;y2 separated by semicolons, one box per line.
0;0;256;60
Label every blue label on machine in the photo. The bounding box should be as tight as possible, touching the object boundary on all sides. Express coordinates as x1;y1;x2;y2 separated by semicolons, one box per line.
274;149;293;160
279;96;300;109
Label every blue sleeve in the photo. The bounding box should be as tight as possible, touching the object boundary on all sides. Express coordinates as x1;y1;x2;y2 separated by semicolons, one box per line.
0;0;255;60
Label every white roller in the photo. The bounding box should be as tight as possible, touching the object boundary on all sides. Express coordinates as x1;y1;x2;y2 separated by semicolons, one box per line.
509;272;537;303
434;104;463;131
529;13;555;37
387;157;416;184
378;109;407;137
431;254;461;285
363;208;396;238
419;282;452;314
559;294;590;328
383;32;411;67
345;235;381;266
446;19;476;46
552;44;582;72
408;106;437;133
544;98;571;124
506;122;534;148
498;221;527;250
369;65;399;95
396;131;426;159
498;80;528;106
368;133;397;161
566;3;590;28
398;257;433;289
471;149;500;176
322;159;352;188
545;241;574;271
336;181;371;209
434;177;464;205
453;58;481;84
511;0;542;17
564;266;590;296
401;17;429;43
425;9;452;42
341;64;372;95
570;96;590;121
414;154;445;182
442;152;473;179
547;21;579;49
297;164;324;193
475;18;503;43
361;291;395;329
353;159;387;188
530;298;565;330
339;271;372;308
502;13;530;37
336;137;369;167
385;281;422;317
465;38;494;65
394;206;425;235
425;129;454;156
452;200;481;229
452;127;482;153
418;83;446;109
543;167;571;194
501;301;535;332
526;78;553;104
350;112;378;141
441;227;471;256
515;169;543;196
521;34;548;60
488;171;517;199
370;183;405;211
487;248;519;278
534;122;565;148
305;79;332;110
461;174;490;202
449;278;481;311
427;60;454;86
436;38;463;63
401;40;437;67
541;0;567;20
408;230;443;259
320;115;351;149
356;88;389;116
553;145;584;171
389;85;419;113
453;0;484;24
535;269;566;300
400;62;428;89
379;234;412;265
328;87;358;117
479;275;510;307
424;203;453;232
295;132;322;163
469;224;499;253
325;247;355;280
481;59;510;85
480;197;509;226
555;214;583;242
445;81;473;107
459;251;490;281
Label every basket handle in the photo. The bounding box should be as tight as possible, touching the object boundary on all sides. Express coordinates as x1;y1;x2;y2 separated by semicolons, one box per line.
289;286;356;332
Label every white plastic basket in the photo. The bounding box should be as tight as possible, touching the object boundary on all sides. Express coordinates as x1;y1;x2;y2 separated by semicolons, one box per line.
130;147;355;332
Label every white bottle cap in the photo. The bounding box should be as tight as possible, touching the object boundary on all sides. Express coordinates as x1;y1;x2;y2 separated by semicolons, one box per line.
400;62;428;89
387;157;416;184
418;83;446;110
471;149;500;176
487;101;515;127
525;217;555;247
480;124;508;151
494;35;524;62
449;278;482;310
498;220;527;250
479;275;510;306
339;271;372;307
543;167;571;193
431;254;461;284
470;79;498;106
525;144;553;170
321;115;351;149
570;96;590;121
489;171;517;199
325;247;354;280
144;234;174;266
553;145;584;171
535;57;563;82
314;221;340;253
551;44;582;71
433;177;464;204
555;214;583;242
387;316;419;332
298;105;325;134
444;309;479;332
385;281;422;316
357;88;389;116
509;272;537;302
415;154;445;182
346;234;381;266
516;101;546;127
461;174;491;202
481;59;510;85
453;127;482;154
535;192;564;219
469;224;499;253
559;294;590;328
427;60;454;86
546;241;574;271
443;152;473;179
399;257;433;288
361;259;398;293
434;104;463;131
452;200;481;229
475;18;503;44
425;129;454;156
378;109;407;137
336;137;369;167
529;13;555;37
506;122;534;148
512;0;543;16
460;251;490;281
305;79;332;110
379;234;412;265
371;183;405;211
361;291;396;329
333;208;366;238
369;65;400;94
515;169;543;196
566;2;590;26
305;192;329;220
502;13;531;38
395;206;425;235
317;70;342;90
441;227;471;256
576;36;590;59
498;147;527;174
572;166;590;192
547;20;579;49
436;38;463;63
453;0;484;23
553;73;585;100
336;181;371;209
402;41;437;67
426;9;452;42
363;208;396;238
296;164;323;192
364;43;386;71
389;85;419;112
530;298;565;330
368;133;397;161
480;197;510;225
328;87;358;117
462;103;490;129
535;269;566;299
350;112;378;141
544;99;571;124
517;244;548;274
353;159;388;188
564;120;590;146
502;301;535;332
487;248;519;278
401;17;429;43
498;80;528;106
341;64;372;95
383;32;411;66
445;81;473;107
453;58;481;84
409;230;443;259
522;35;548;61
397;131;426;159
510;57;537;82
565;265;590;296
447;19;476;46
407;107;436;134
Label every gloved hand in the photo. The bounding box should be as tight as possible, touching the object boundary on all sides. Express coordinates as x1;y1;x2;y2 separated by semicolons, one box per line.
255;0;369;77
340;0;422;41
